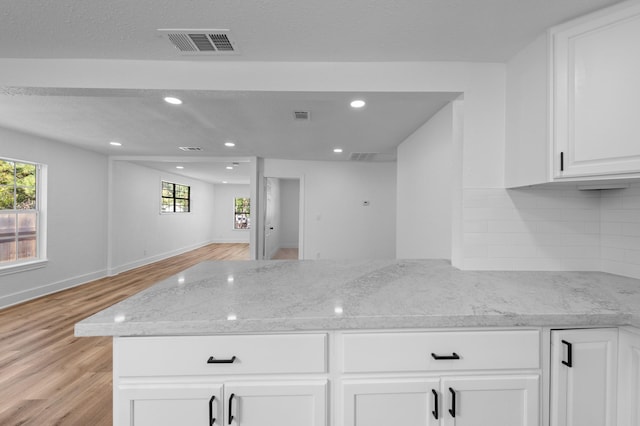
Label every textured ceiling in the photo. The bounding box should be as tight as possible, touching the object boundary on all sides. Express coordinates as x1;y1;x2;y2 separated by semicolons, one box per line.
0;0;623;62
0;89;460;183
0;0;625;183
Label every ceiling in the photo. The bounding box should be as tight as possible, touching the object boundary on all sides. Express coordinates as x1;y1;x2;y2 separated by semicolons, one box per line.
0;0;624;184
0;0;622;62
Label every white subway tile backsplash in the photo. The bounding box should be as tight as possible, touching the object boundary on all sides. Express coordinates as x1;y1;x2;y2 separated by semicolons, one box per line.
622;223;640;237
487;220;535;234
463;220;488;233
623;196;640;209
461;186;640;278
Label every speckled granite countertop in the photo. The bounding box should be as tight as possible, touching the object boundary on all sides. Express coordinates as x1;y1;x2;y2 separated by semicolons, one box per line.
74;259;640;337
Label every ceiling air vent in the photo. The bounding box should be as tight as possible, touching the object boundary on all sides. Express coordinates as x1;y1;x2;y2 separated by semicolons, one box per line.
294;111;310;121
179;146;204;152
159;29;239;55
349;152;379;161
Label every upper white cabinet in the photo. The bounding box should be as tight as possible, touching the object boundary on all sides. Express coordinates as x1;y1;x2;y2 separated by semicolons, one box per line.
552;1;640;179
506;1;640;187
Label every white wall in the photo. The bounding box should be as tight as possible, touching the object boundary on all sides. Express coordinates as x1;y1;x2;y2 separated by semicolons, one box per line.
505;33;549;188
263;159;396;259
397;103;453;259
212;184;250;243
280;179;300;249
0;127;108;308
109;161;216;274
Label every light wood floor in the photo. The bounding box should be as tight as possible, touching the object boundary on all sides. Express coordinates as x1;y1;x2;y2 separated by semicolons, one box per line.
271;248;299;260
0;243;249;426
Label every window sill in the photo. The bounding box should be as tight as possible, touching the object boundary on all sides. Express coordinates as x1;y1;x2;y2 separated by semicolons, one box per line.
0;259;48;277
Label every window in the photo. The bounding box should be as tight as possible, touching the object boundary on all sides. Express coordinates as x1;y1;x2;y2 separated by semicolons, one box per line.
161;181;190;213
0;158;42;266
234;197;250;229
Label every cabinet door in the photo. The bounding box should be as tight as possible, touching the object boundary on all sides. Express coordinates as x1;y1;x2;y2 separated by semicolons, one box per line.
224;381;326;426
618;328;640;426
342;378;440;426
440;375;539;426
550;328;618;426
117;382;223;426
552;2;640;178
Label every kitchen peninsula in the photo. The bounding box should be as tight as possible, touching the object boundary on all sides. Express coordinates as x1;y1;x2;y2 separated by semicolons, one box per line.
75;260;640;426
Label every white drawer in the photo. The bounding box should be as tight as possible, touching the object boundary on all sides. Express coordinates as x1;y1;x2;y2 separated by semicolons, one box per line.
116;334;327;377
342;330;539;373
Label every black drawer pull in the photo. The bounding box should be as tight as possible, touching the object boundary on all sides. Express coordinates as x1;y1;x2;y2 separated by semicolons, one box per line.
449;387;456;418
207;356;237;364
561;340;572;368
228;393;235;425
431;352;460;360
432;389;439;419
208;395;216;426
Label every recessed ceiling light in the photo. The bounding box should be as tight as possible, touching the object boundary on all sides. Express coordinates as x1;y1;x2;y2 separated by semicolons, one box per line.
109;141;122;146
176;166;184;169
222;181;228;184
224;141;236;147
350;99;366;108
226;166;233;170
164;96;182;105
333;148;343;153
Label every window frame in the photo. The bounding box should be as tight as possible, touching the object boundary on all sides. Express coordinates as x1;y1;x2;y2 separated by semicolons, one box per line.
160;180;191;214
0;157;48;275
233;197;251;230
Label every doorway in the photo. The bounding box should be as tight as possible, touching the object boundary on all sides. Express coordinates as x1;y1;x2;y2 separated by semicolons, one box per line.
262;177;302;260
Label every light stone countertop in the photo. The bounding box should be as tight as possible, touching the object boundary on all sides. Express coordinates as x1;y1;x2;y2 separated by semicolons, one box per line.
74;259;640;337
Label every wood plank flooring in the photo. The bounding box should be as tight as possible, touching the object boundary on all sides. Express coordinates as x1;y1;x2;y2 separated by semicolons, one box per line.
0;243;249;426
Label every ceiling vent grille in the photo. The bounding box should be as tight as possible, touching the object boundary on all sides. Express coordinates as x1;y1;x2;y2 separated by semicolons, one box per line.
159;29;239;55
349;152;379;161
179;146;204;151
294;111;310;121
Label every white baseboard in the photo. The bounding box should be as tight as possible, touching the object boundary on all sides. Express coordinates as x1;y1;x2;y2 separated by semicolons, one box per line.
108;240;215;276
212;238;250;244
0;269;108;310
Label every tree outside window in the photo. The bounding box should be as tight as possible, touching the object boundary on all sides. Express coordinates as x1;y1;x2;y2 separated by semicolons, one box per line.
234;197;250;229
162;181;190;213
0;159;38;264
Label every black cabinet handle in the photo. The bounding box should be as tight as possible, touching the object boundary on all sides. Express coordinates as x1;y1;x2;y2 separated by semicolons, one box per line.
228;393;235;425
431;352;460;360
431;389;439;420
449;387;456;418
207;356;237;364
208;395;216;426
561;340;573;367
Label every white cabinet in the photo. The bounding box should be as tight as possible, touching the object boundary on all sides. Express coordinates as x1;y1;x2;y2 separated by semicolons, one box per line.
441;375;539;426
224;382;327;426
618;327;640;426
340;330;541;426
549;328;618;426
118;381;326;426
342;379;440;426
118;383;223;426
551;2;640;179
114;334;328;426
505;1;640;187
342;376;539;426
